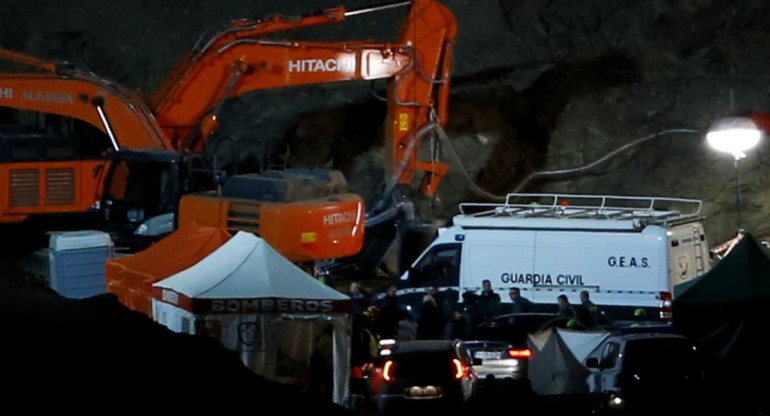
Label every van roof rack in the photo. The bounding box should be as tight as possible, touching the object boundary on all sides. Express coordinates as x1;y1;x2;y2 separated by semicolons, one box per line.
458;193;702;225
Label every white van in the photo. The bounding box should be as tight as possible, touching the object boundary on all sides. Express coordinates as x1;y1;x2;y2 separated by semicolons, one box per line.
396;194;711;322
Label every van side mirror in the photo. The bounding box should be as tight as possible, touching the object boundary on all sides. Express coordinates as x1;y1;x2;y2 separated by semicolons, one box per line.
402;268;412;283
472;358;483;366
586;357;600;369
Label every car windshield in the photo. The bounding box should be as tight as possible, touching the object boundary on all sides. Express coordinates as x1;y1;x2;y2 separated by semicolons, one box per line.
624;338;700;380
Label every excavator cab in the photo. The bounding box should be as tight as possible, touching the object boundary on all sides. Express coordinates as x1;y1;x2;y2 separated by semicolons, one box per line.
100;149;188;250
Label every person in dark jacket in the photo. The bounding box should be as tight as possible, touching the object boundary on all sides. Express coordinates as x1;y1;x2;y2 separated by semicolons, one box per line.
576;290;600;328
556;294;576;318
348;281;371;316
373;285;405;340
351;313;378;367
309;325;334;400
473;279;501;325
443;309;472;340
508;287;535;314
417;292;446;340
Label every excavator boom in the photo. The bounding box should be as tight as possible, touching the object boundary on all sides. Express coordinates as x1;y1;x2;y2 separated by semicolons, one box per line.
151;41;413;150
386;0;456;197
0;49;170;150
0;74;168;150
150;1;408;120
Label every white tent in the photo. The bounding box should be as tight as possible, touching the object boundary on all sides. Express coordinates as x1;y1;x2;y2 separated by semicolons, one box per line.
556;328;610;362
151;231;351;405
527;328;609;395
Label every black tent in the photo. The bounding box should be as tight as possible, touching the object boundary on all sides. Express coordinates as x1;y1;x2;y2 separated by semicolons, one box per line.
673;234;770;413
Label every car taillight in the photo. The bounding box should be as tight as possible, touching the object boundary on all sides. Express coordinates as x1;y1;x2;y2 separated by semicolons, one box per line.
659;291;672;321
383;360;394;383
507;348;532;358
452;358;466;380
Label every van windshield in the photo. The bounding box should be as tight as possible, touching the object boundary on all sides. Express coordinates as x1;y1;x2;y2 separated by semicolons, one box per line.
409;243;461;287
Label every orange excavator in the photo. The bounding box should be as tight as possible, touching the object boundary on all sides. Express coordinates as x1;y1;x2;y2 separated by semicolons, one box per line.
0;47;170;225
0;0;457;264
147;0;455;196
155;0;456;263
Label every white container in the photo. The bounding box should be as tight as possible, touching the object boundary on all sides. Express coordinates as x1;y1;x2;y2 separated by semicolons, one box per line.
49;230;114;299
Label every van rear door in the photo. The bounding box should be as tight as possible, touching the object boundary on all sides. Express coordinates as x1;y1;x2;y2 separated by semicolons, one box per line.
667;222;711;291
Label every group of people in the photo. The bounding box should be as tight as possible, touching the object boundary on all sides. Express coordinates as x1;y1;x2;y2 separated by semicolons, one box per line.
345;280;623;367
414;280;607;342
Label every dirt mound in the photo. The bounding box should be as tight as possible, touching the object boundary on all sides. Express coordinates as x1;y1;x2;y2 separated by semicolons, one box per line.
0;266;350;412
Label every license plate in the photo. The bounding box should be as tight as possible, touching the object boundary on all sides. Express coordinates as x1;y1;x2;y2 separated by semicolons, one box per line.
474;351;500;360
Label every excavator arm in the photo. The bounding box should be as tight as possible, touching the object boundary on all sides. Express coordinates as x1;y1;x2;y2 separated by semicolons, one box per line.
386;0;456;198
0;48;170;150
149;40;413;150
149;1;409;123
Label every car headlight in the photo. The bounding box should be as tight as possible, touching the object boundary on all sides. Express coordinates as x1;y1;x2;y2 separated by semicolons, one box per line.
134;223;149;236
608;394;624;409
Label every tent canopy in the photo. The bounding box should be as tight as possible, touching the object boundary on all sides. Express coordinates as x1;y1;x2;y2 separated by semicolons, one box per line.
105;223;231;315
674;234;770;308
556;328;609;363
153;231;351;314
672;233;770;404
150;231;351;405
527;328;608;395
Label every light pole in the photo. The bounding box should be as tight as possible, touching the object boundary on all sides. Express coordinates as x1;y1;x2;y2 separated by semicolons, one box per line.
706;117;763;230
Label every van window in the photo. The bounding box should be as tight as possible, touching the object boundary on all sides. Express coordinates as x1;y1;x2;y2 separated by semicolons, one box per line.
409;243;461;288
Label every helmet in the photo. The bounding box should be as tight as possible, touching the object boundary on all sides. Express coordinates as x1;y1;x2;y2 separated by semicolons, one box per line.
567;319;580;329
634;308;646;318
363;305;380;319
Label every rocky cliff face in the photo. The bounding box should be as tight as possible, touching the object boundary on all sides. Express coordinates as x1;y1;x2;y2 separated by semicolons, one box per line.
2;0;769;244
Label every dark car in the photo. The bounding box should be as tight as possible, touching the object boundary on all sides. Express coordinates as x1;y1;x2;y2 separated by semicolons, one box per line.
464;313;572;391
585;333;704;414
377;340;478;415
